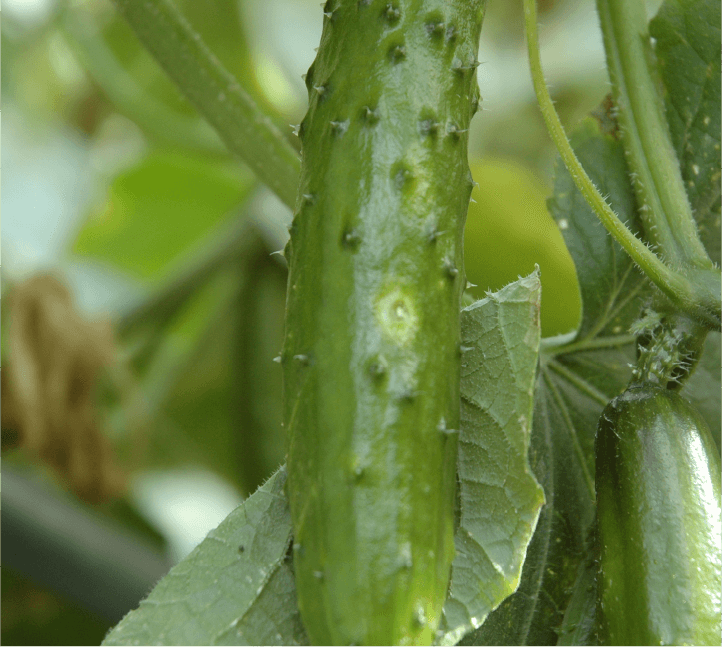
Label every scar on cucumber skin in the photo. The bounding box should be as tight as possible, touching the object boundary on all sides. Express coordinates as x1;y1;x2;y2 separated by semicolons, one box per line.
446;122;466;140
375;285;419;346
341;226;362;249
391;161;414;191
368;355;387;380
350;456;366;482
419;119;441;137
330;119;349;136
361;105;380;124
443;258;459;279
424;11;445;38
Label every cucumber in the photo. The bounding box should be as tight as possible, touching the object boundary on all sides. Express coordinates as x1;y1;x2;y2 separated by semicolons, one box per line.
282;1;486;644
596;385;721;645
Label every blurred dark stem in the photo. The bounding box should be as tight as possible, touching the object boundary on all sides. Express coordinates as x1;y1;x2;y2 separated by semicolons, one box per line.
2;466;173;623
234;249;287;493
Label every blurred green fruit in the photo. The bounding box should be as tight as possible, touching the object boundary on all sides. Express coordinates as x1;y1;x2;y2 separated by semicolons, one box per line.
465;159;581;337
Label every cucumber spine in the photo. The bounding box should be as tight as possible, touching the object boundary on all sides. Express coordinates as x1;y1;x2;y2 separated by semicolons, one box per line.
596;386;721;645
283;1;486;644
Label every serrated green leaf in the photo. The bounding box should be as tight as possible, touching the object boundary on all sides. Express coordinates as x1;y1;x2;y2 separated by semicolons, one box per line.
650;0;721;265
103;274;545;646
463;112;644;646
73;150;254;281
462;370;606;645
440;271;545;645
102;466;309;646
212;561;306;646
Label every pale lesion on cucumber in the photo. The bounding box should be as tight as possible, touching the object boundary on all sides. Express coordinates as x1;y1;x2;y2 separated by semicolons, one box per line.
418;108;442;139
350;454;367;482
445;122;467;140
423;10;458;46
329;119;349;137
424;216;447;244
367;355;387;380
375;284;420;346
391;159;415;192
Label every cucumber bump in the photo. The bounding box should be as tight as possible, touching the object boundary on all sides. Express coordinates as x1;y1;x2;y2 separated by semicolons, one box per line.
283;1;487;644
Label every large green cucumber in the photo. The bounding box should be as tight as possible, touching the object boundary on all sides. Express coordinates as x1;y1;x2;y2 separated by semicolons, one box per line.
596;385;721;645
282;1;485;644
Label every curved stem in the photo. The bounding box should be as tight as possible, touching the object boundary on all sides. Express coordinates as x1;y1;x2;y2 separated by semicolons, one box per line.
60;12;227;156
110;0;301;210
595;0;712;270
523;0;720;329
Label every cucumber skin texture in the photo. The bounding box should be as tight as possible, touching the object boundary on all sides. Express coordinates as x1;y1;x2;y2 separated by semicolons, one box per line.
282;1;486;644
596;386;721;645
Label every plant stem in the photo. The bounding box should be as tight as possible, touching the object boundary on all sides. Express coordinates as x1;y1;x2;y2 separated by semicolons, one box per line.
60;12;227;156
523;0;721;329
110;0;301;210
547;333;637;357
595;0;712;270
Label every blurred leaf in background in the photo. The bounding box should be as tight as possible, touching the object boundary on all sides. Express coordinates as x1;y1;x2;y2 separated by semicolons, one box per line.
465;159;581;337
2;570;111;647
72;150;255;281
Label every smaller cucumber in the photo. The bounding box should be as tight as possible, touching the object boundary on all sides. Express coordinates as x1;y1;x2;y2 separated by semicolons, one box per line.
596;385;721;645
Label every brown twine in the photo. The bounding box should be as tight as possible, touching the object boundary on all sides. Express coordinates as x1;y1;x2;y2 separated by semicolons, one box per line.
2;273;125;503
